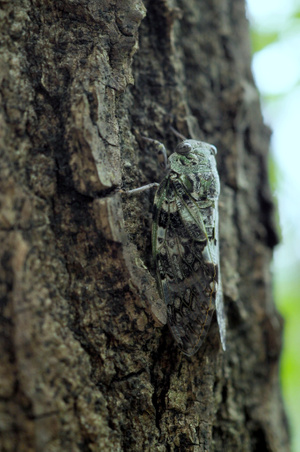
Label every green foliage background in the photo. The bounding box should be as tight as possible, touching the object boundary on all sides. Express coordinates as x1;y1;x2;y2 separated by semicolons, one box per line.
249;3;300;450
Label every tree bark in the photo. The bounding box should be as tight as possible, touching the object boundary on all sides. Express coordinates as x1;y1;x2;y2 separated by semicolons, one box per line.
0;0;290;451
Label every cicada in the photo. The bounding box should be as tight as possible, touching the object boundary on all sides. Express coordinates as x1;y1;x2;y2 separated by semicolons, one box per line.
128;137;226;356
151;139;226;356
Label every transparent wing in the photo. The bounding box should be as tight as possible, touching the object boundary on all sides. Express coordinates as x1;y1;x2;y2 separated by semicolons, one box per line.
214;209;226;350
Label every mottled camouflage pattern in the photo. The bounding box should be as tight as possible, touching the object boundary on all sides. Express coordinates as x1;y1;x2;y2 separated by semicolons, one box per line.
152;139;226;356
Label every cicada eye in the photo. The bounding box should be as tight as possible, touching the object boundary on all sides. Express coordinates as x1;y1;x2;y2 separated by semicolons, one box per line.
175;141;192;155
210;145;217;156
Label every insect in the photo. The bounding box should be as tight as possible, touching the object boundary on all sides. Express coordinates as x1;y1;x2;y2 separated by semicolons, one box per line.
128;136;226;356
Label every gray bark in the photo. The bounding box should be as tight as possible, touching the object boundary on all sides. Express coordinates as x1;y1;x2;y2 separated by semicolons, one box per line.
0;0;290;451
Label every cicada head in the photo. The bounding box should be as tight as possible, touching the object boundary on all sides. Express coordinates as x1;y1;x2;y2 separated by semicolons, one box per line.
168;139;217;175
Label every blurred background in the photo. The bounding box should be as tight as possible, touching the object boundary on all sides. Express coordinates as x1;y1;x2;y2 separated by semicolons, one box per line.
246;0;300;450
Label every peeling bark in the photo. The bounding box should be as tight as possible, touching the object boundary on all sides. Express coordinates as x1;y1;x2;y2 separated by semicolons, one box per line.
0;1;289;451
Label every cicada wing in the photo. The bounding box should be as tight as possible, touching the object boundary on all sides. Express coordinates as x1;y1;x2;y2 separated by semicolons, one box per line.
153;179;218;355
176;181;226;351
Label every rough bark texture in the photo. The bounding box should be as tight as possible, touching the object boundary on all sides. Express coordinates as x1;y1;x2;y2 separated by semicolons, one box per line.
0;1;290;451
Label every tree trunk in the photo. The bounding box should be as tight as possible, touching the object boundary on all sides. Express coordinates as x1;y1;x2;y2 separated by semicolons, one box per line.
0;1;290;451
